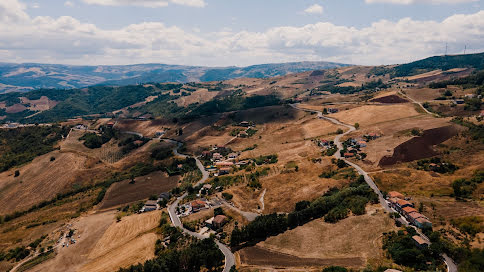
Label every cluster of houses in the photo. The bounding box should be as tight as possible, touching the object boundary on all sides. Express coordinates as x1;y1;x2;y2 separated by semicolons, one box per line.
202;145;249;176
341;133;381;159
387;191;432;229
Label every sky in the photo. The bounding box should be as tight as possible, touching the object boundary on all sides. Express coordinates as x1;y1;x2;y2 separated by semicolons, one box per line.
0;0;483;66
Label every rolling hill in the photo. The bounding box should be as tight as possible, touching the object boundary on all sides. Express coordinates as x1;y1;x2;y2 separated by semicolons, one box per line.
0;61;349;93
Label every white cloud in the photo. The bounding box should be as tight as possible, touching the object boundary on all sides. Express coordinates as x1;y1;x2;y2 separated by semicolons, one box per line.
304;4;324;14
64;1;75;7
82;0;206;8
365;0;478;5
0;0;483;66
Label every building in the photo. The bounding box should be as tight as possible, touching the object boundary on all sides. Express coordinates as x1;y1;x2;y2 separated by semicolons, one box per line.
202;151;212;158
240;121;250;127
144;200;158;212
212;215;228;229
344;153;355;158
412;235;429;248
190;200;207;213
415;217;432;229
227;153;238;160
216;161;234;168
134;140;144;146
106;121;115;127
158;192;171;200
238;131;248;138
358;141;367;148
387;191;404;199
480;110;484;117
402;206;418;216
394;199;413;212
212;153;223;161
219;168;231;175
319;139;329;146
327;108;339;113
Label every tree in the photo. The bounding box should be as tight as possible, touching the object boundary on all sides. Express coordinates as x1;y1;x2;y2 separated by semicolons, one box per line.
14;170;20;177
336;128;344;134
323;108;328;115
336;159;347;168
214;207;224;216
354;123;360;129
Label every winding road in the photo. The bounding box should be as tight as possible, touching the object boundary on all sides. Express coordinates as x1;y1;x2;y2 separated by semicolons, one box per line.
290;104;456;272
162;139;235;272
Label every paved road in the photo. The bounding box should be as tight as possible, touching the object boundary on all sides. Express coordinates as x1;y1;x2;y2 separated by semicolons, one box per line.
163;139;235;272
290;104;457;272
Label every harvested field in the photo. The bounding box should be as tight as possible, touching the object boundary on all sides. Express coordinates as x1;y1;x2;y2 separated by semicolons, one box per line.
99;171;179;209
371;95;408;104
239;246;364;268
252;208;396;269
5;103;27;113
0;150;109;215
379;125;460;166
330;104;421;127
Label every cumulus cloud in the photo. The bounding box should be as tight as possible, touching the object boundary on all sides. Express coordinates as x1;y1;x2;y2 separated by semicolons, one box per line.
64;1;75;7
0;0;483;66
365;0;478;5
82;0;205;8
304;4;324;14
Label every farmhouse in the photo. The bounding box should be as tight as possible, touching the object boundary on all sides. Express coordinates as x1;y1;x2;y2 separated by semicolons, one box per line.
190;200;208;213
143;200;158;212
344;153;355;158
415;217;432;229
240;121;250;127
212;215;228;229
212;153;223;161
412;235;429;248
158;192;171;201
219;167;231;175
394;199;414;212
327;108;339;113
358;141;367;147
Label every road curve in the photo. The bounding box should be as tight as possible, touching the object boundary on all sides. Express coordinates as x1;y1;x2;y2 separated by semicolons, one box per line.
290;104;456;272
163;139;235;272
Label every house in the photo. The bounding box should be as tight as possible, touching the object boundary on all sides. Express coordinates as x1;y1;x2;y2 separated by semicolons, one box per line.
402;206;418;216
319;139;329;146
415;217;432;229
190;200;207;212
236;160;249;166
395;199;413;211
134;140;144;146
453;99;465;104
216;161;234;168
464;94;476;99
155;131;165;137
358;141;367;148
327;108;339;113
205;217;214;229
212;215;228;229
240;121;250;127
344;153;355;158
106;121;115;127
227;153;238;160
212;153;223;161
387;191;404;199
219;168;231;175
412;235;429;248
158;192;171;200
202;151;212;158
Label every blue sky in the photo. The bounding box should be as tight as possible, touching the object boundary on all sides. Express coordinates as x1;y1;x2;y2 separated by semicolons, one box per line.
1;0;483;66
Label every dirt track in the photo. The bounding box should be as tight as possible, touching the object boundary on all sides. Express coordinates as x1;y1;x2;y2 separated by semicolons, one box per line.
379;125;460;166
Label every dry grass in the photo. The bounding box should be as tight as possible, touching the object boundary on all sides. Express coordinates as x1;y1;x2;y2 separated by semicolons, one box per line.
330;104;421;127
175;88;218;107
239;206;396;269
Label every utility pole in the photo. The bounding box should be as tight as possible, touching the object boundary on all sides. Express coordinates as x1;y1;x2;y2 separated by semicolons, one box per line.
464;45;467;54
445;43;448;56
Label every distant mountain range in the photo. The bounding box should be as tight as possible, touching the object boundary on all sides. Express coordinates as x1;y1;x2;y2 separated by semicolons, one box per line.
0;61;349;93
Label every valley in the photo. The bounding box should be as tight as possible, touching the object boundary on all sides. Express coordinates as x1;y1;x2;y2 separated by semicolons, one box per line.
0;53;483;272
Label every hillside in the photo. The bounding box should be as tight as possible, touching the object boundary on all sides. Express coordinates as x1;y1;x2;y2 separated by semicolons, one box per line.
0;61;348;93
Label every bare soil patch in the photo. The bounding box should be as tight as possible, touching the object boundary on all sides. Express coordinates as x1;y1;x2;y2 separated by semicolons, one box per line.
239;246;364;268
99;171;179;209
5;104;27;113
371;95;408;104
379;125;460;166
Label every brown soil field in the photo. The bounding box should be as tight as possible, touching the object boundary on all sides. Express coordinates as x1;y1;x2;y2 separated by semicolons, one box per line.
379;125;461;166
330;104;421;127
370;95;408;104
5;103;27;113
99;171;179;209
0;150;109;215
403;88;442;102
239;246;364;269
